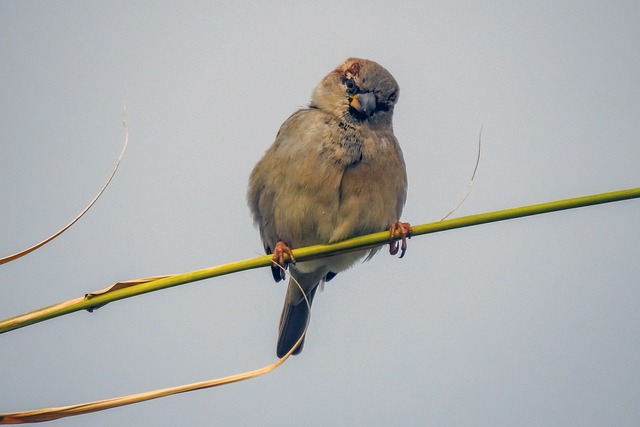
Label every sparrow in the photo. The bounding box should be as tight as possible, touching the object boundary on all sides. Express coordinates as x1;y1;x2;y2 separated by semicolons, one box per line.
248;58;410;357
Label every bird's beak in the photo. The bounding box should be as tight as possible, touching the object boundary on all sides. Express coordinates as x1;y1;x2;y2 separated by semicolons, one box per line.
349;92;377;116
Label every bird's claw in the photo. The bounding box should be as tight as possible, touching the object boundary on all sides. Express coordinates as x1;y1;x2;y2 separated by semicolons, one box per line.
272;241;296;280
389;222;412;258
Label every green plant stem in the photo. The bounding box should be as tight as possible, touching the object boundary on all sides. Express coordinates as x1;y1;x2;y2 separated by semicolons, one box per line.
1;187;638;335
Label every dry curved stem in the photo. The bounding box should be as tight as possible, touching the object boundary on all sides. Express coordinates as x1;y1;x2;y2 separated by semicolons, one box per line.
0;188;638;423
0;109;129;266
0;264;309;425
438;125;482;221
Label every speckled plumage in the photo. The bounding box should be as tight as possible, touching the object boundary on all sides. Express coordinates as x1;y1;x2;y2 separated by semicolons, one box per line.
248;58;408;357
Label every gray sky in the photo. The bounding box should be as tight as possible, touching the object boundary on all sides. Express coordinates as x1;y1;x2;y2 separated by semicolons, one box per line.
1;1;639;426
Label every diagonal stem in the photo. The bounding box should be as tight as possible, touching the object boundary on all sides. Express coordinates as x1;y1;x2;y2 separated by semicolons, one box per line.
1;187;638;335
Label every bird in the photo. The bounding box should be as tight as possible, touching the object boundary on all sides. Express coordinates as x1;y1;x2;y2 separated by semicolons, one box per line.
247;58;410;358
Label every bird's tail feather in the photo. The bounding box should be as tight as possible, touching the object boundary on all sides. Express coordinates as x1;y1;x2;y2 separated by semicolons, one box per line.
276;284;318;358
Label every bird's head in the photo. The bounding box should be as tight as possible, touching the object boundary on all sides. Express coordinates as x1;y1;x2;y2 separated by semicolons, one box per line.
311;58;399;127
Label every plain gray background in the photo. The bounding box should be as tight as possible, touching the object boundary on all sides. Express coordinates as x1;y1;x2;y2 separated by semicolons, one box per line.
1;1;639;426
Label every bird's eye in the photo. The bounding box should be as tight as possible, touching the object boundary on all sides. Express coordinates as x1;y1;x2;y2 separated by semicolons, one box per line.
344;77;359;95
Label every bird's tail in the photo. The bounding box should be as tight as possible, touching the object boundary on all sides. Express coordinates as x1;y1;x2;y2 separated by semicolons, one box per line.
276;282;318;358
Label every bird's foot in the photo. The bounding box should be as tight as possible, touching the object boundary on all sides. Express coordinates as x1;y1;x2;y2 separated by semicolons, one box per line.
271;241;296;281
389;222;412;258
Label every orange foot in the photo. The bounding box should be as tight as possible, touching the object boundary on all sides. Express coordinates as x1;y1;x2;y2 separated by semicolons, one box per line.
389;222;412;258
271;241;296;281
